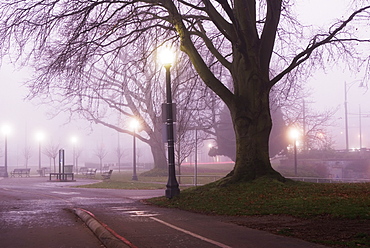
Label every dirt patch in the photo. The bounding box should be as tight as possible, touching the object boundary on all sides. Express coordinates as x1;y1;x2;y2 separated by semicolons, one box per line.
224;215;370;247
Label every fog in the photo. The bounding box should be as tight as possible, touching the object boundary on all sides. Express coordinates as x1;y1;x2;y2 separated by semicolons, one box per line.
0;63;153;168
1;0;369;171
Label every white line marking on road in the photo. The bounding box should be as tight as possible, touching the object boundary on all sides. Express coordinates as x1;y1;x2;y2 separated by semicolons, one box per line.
150;217;232;248
50;191;80;195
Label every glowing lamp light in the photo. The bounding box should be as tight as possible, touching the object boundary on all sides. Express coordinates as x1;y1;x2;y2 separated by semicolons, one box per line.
130;119;140;131
36;131;45;142
289;128;300;140
2;124;11;136
159;46;175;67
71;136;78;144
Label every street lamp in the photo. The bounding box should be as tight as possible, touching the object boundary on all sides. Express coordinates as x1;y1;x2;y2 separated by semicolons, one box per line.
36;131;45;170
2;124;11;178
159;46;180;199
344;81;363;151
130;119;139;181
289;128;299;176
71;136;78;173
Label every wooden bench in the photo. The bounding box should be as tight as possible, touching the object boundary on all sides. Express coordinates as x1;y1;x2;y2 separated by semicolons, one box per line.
37;167;50;177
49;172;75;181
79;167;88;175
10;168;31;177
101;170;113;180
85;168;97;178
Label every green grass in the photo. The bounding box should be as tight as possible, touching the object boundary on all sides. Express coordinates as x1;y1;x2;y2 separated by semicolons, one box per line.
75;171;225;190
75;173;167;190
78;173;370;219
147;178;370;219
75;173;370;246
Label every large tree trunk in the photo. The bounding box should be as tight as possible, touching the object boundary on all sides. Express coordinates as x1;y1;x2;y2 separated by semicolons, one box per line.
224;77;285;183
141;122;168;176
168;0;284;183
150;141;167;170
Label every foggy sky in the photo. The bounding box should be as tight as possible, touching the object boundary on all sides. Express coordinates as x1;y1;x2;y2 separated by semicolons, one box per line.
1;0;369;168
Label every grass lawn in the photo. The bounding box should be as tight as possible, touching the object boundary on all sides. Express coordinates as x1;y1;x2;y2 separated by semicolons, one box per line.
147;177;370;219
147;177;370;247
75;173;167;190
76;172;370;247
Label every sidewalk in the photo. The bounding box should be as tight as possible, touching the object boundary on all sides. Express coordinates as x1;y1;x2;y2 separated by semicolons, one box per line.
74;201;329;248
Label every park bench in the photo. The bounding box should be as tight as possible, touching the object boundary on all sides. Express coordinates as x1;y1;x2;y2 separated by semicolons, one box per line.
101;170;113;180
79;167;88;175
49;172;75;181
10;168;31;177
37;167;50;177
85;168;97;178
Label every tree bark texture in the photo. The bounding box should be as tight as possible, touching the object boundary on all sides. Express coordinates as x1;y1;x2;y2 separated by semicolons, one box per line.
164;0;285;182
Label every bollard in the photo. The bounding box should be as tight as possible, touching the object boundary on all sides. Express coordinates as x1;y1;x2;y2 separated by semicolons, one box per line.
59;149;65;180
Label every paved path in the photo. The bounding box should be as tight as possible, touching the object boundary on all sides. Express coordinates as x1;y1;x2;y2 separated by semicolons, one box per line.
0;177;328;248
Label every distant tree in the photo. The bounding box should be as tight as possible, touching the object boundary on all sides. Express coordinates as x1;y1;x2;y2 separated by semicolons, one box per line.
0;1;369;184
94;143;108;172
34;46;212;175
44;142;59;172
23;146;32;169
284;100;338;151
75;148;83;172
115;146;125;173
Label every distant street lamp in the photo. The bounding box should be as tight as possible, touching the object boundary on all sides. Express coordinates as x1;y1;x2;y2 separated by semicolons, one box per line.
130;119;139;181
36;131;45;170
2;124;11;178
159;46;180;199
289;128;300;176
344;81;363;151
71;136;78;173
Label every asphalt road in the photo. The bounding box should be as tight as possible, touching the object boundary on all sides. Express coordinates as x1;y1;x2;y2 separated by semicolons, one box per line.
0;177;328;248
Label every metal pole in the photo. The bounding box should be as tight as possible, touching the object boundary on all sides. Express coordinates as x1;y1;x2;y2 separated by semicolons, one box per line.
73;145;76;173
4;135;8;177
132;128;138;181
38;141;41;170
344;82;349;151
302;99;306;151
118;132;121;173
59;149;64;180
164;64;180;199
194;128;198;187
294;138;297;176
359;105;362;149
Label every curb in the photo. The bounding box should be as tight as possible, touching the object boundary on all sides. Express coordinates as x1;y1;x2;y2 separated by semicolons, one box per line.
73;208;137;248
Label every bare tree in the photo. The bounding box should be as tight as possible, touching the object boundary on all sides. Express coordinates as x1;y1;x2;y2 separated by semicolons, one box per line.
23;146;32;169
75;148;83;172
115;146;125;173
44;142;59;172
284;98;338;151
94;143;108;173
40;46;213;175
0;1;369;184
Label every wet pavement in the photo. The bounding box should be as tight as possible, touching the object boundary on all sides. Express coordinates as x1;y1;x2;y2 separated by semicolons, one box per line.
0;176;329;248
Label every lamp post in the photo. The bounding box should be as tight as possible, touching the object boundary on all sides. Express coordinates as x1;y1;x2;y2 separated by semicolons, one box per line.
2;125;11;178
71;136;78;173
130;119;139;181
290;128;299;176
160;47;180;199
344;81;363;151
36;132;45;171
344;82;349;151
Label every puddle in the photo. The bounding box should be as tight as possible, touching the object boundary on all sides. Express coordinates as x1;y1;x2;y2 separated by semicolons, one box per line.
110;207;159;217
50;191;80;195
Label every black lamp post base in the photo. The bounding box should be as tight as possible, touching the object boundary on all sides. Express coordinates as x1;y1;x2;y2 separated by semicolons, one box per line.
132;175;138;181
165;186;180;199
